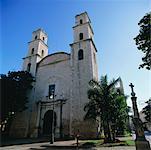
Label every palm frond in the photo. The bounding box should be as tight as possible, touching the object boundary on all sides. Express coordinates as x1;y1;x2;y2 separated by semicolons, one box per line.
108;77;120;90
84;101;98;120
100;75;108;86
89;79;101;88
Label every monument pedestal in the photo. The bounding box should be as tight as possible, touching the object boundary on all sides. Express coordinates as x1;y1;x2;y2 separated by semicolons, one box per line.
135;140;150;150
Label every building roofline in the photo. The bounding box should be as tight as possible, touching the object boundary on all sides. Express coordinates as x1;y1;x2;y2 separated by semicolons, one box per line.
32;28;48;36
75;11;91;23
72;22;94;34
70;38;97;52
37;51;70;65
28;39;48;47
22;54;42;60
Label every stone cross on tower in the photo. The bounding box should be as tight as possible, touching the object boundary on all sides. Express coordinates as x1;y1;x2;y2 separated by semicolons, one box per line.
129;83;150;150
129;83;136;97
129;83;139;118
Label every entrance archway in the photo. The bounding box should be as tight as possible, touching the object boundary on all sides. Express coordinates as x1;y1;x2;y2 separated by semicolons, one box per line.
43;110;57;136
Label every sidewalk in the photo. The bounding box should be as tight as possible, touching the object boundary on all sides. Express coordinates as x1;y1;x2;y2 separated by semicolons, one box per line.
0;140;84;150
0;140;136;150
0;137;50;146
1;137;82;148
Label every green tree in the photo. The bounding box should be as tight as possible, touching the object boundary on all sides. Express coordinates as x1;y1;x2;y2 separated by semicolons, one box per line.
134;12;151;70
112;95;129;135
0;71;34;133
84;75;128;142
142;99;151;123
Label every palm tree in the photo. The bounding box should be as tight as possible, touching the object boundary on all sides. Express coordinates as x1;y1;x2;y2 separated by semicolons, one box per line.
84;75;127;142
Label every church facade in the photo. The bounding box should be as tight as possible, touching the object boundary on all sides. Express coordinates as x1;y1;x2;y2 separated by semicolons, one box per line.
10;12;99;139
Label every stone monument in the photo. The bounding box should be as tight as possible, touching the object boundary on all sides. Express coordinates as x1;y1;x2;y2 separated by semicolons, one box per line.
129;83;150;150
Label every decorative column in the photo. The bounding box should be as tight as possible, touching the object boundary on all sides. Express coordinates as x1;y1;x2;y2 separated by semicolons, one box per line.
129;83;150;150
59;99;67;139
35;101;41;137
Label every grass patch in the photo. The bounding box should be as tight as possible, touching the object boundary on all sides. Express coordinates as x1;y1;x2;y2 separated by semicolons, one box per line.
125;139;135;146
81;139;103;146
80;138;135;147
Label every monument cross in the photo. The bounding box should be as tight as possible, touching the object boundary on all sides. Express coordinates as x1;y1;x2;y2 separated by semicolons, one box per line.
129;83;136;97
129;83;150;150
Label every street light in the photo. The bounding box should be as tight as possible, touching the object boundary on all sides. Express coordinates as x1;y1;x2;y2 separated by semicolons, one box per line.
49;85;55;144
50;96;55;144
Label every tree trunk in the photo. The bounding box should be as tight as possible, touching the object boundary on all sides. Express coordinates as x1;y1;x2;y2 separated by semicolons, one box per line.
103;121;112;143
107;121;112;142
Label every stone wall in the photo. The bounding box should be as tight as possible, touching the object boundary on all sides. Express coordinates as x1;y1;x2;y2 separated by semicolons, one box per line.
9;110;29;138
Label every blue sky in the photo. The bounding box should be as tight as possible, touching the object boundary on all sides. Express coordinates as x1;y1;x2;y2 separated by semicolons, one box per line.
1;0;150;111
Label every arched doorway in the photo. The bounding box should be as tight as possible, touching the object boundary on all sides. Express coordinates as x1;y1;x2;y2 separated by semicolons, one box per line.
43;110;57;136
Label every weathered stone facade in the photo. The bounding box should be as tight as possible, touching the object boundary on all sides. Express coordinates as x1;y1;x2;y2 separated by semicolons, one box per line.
10;12;99;139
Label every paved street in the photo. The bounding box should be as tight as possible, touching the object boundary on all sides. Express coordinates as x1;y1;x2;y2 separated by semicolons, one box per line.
1;135;151;150
0;140;136;150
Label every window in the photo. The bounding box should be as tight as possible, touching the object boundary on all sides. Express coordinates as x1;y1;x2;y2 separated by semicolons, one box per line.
79;33;83;40
49;84;55;99
80;19;83;24
43;37;45;41
31;48;34;54
35;35;37;40
41;50;44;57
27;63;31;72
78;49;84;60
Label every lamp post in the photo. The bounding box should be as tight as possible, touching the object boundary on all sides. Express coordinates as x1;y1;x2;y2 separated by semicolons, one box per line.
49;85;55;144
129;83;150;150
49;94;55;144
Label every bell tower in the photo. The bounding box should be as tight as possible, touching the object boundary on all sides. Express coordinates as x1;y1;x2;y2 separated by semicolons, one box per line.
22;28;48;76
71;12;98;81
70;12;98;137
